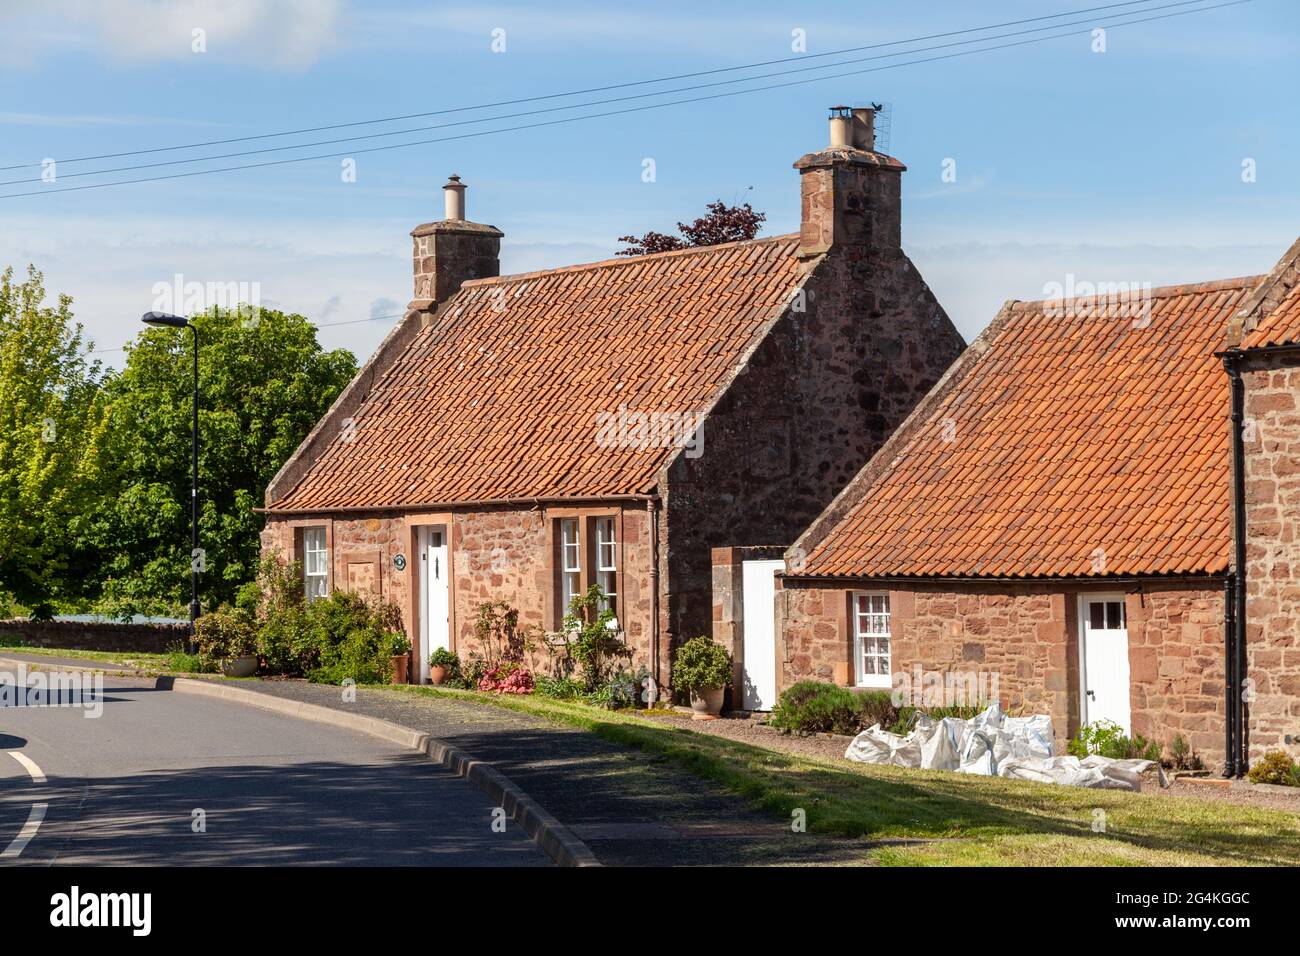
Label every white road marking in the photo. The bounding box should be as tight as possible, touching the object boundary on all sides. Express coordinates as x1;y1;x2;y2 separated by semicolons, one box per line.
1;803;48;859
8;751;46;783
3;752;49;859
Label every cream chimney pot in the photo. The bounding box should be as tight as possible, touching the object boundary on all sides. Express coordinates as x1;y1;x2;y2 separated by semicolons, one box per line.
851;107;876;151
443;174;467;221
828;106;852;148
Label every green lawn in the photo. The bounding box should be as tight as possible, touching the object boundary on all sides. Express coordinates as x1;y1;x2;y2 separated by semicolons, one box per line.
387;684;1300;866
0;643;201;675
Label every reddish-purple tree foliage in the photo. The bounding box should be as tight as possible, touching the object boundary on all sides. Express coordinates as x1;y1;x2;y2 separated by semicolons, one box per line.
617;200;766;257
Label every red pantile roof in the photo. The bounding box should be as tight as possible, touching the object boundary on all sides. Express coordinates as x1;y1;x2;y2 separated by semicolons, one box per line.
271;235;808;511
795;276;1262;579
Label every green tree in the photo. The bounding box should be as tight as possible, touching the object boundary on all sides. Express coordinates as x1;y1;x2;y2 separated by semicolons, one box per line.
0;267;107;613
88;306;356;617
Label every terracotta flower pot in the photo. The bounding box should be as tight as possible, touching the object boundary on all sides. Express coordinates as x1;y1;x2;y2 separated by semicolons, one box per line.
221;655;258;678
690;687;725;720
430;665;450;686
390;655;409;685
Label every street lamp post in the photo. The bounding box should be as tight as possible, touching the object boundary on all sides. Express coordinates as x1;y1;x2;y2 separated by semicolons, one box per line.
141;312;200;651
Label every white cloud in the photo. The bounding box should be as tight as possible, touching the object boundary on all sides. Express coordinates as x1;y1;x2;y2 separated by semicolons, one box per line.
3;207;1292;372
0;211;617;368
0;0;342;69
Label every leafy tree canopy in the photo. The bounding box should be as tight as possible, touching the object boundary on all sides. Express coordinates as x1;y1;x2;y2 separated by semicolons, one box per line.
617;200;766;257
0;266;106;613
85;305;357;618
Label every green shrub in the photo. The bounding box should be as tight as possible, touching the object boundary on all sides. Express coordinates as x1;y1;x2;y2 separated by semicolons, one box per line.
303;591;403;685
451;657;489;690
585;667;649;709
1164;733;1205;772
1067;720;1162;761
560;586;631;691
256;607;314;675
672;636;732;693
165;650;210;673
429;648;459;669
535;675;586;701
194;606;257;670
769;681;887;736
247;555;313;675
1247;751;1300;787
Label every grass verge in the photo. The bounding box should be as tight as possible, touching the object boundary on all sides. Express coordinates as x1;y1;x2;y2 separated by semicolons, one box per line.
0;643;204;675
384;683;1300;866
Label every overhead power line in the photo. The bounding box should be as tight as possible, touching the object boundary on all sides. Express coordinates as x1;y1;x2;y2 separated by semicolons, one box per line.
0;0;1252;201
0;0;1222;189
0;0;1195;173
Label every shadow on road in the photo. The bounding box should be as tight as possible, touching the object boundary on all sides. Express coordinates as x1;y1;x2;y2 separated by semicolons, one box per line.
8;752;547;867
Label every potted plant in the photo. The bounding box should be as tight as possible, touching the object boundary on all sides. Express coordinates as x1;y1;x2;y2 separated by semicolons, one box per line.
429;648;459;686
387;632;411;685
195;607;258;678
673;636;733;720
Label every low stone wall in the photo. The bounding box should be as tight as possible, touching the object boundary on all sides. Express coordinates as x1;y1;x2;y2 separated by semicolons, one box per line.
0;620;187;654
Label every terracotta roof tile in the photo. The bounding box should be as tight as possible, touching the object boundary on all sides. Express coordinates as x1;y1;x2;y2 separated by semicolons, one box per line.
272;235;806;511
798;276;1261;580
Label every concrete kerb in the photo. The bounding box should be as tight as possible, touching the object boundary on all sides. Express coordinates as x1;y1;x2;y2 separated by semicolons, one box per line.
170;678;601;867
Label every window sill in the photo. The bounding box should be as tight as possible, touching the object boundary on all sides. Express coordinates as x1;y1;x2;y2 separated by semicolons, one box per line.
854;675;893;690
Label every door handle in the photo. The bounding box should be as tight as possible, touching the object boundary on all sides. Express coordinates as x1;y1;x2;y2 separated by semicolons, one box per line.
1086;689;1095;700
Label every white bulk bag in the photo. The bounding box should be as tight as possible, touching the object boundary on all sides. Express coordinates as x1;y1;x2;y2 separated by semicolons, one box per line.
844;724;922;767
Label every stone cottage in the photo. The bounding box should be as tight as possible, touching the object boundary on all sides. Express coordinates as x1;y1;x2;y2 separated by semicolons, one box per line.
776;271;1269;768
260;106;965;693
1224;237;1300;772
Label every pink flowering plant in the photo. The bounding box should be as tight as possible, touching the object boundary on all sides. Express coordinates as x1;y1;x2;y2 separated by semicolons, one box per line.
477;662;535;694
463;600;540;694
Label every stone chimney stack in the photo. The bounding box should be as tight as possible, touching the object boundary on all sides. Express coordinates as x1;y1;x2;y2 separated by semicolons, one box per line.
794;105;904;259
410;174;504;310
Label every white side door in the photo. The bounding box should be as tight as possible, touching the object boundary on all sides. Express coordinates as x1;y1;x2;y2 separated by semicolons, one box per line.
418;526;450;682
1078;594;1131;732
741;559;783;711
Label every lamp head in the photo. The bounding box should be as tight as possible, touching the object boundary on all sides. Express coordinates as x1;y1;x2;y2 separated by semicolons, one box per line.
140;311;190;329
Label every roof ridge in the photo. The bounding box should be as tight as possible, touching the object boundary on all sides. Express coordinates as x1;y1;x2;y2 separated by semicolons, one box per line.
1008;274;1264;312
458;232;800;289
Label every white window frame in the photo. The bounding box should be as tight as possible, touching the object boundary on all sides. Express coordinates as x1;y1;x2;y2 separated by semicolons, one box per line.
852;591;892;689
303;526;328;603
560;518;582;614
595;517;617;615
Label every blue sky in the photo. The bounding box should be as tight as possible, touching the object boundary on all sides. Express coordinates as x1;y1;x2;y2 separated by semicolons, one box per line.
0;0;1296;367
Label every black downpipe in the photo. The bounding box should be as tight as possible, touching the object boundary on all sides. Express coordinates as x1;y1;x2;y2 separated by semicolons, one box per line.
1222;574;1237;777
1225;352;1249;777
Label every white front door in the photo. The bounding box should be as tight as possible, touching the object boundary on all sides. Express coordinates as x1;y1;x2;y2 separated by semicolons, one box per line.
418;525;450;682
741;559;783;711
1078;594;1131;733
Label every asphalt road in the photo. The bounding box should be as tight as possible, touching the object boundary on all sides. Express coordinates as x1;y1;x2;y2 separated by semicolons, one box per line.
0;676;548;866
